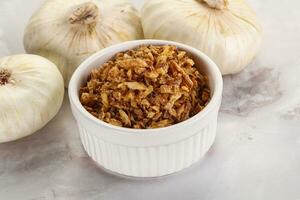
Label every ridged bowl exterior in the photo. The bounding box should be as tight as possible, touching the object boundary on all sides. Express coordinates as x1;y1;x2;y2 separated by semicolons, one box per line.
69;40;223;178
75;109;219;177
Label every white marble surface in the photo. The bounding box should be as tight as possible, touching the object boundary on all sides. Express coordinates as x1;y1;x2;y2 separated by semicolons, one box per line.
1;0;300;199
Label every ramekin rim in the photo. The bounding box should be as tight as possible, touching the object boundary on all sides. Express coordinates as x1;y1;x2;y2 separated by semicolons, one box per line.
69;39;223;135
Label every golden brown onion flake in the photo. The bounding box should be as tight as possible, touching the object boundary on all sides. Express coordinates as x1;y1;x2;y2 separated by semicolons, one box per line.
80;45;211;129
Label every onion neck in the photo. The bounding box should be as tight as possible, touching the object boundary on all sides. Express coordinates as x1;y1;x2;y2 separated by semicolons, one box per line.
0;69;11;86
69;2;100;29
201;0;228;10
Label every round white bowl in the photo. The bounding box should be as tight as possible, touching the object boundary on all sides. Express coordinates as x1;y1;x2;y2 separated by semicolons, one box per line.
69;40;223;178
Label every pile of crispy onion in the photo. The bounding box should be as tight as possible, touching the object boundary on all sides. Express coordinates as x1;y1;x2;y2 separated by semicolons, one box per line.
80;45;210;129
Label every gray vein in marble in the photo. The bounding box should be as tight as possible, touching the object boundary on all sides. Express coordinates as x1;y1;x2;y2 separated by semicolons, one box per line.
221;67;282;116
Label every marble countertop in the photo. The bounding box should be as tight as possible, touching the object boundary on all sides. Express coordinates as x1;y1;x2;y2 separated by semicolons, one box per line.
1;0;300;199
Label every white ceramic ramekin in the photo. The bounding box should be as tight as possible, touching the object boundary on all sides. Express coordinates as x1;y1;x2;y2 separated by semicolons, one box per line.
69;40;223;178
